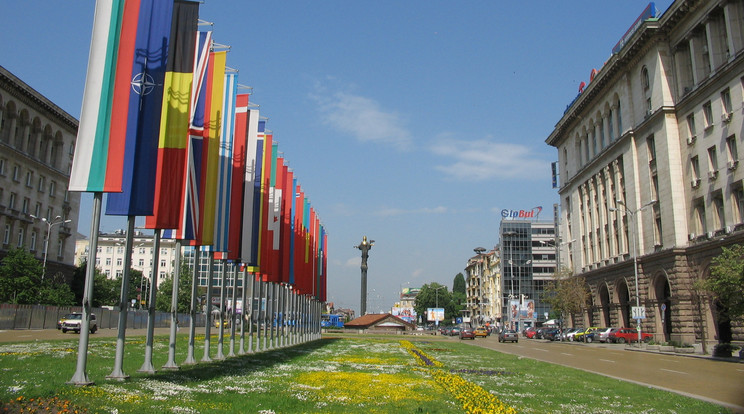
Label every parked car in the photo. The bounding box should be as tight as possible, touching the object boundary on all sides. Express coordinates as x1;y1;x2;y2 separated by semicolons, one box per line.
474;327;489;337
574;327;599;343
609;328;653;343
57;313;76;330
498;329;519;343
543;328;562;341
535;326;556;339
563;327;583;341
597;327;619;343
61;313;97;334
524;326;539;339
459;328;476;340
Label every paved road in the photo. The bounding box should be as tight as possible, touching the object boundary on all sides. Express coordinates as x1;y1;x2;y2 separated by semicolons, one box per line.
456;335;744;413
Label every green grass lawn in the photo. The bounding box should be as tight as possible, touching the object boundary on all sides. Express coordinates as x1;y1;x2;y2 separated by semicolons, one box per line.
0;333;731;413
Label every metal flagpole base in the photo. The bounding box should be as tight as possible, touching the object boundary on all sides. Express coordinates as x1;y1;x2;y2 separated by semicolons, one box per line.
105;371;130;381
67;372;94;386
137;364;155;374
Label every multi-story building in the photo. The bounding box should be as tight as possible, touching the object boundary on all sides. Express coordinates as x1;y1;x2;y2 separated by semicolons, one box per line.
75;231;179;286
465;247;501;327
0;65;80;279
546;0;744;349
499;219;557;331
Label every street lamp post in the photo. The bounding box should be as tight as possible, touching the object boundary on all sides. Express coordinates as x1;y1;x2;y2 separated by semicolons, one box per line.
30;215;71;281
609;199;656;345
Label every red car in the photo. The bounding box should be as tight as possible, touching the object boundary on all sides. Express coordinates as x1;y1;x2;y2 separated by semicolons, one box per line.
609;328;653;343
524;327;539;339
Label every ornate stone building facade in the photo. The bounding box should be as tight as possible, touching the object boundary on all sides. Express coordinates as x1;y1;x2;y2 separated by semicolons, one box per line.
0;65;80;279
547;0;744;350
465;247;500;326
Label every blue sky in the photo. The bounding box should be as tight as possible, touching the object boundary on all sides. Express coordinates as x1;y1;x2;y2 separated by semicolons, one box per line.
2;1;673;314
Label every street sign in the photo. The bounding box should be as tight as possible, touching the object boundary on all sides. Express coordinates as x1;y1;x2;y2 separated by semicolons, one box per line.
632;306;646;320
661;303;667;312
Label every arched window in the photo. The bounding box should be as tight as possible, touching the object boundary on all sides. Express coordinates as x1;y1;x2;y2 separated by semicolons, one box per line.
641;66;650;90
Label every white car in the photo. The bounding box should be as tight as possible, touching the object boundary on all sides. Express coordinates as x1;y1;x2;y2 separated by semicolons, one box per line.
61;313;98;334
597;327;619;343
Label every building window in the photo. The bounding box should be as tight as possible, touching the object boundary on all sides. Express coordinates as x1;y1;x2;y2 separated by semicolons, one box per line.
138;259;145;267
708;146;719;177
703;101;714;128
713;192;725;231
12;165;20;182
160;259;166;268
0;158;5;176
17;228;24;248
57;240;63;257
21;198;29;214
734;185;744;224
30;231;37;251
608;108;615;142
37;176;45;192
46;207;53;221
641;66;650;90
722;88;733;120
616;100;623;136
106;246;112;253
3;224;10;245
693;198;706;235
726;135;739;169
116;258;123;266
8;193;16;210
139;247;146;254
105;258;112;266
647;135;656;164
686;113;696;143
691;156;701;186
49;180;56;197
25;171;33;187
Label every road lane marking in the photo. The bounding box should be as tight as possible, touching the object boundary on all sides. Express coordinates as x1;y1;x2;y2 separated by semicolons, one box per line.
533;348;548;352
599;359;615;363
660;368;687;375
560;352;574;356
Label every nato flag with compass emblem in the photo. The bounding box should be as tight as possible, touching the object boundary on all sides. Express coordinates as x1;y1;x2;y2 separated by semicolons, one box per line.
106;0;174;216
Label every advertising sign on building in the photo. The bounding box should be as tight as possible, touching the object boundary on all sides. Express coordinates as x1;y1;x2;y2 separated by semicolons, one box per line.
392;306;417;324
426;308;445;322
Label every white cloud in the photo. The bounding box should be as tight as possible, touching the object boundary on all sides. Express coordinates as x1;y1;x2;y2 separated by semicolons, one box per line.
313;86;413;150
430;137;546;181
344;256;360;268
373;206;448;217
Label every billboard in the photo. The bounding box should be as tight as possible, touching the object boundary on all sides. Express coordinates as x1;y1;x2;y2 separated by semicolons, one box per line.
392;306;417;324
426;308;445;322
509;299;535;320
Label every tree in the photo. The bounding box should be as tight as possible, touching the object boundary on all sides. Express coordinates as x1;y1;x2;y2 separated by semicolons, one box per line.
453;273;466;295
414;283;459;323
541;267;589;331
37;272;76;306
0;248;43;304
696;244;744;344
155;262;194;313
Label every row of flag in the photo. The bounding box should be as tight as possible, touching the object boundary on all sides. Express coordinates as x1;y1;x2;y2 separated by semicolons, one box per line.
69;0;327;300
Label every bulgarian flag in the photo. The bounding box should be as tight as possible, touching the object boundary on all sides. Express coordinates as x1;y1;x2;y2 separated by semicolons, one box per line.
70;0;131;192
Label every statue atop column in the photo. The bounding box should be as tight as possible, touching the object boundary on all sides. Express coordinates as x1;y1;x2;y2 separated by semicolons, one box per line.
355;236;374;316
